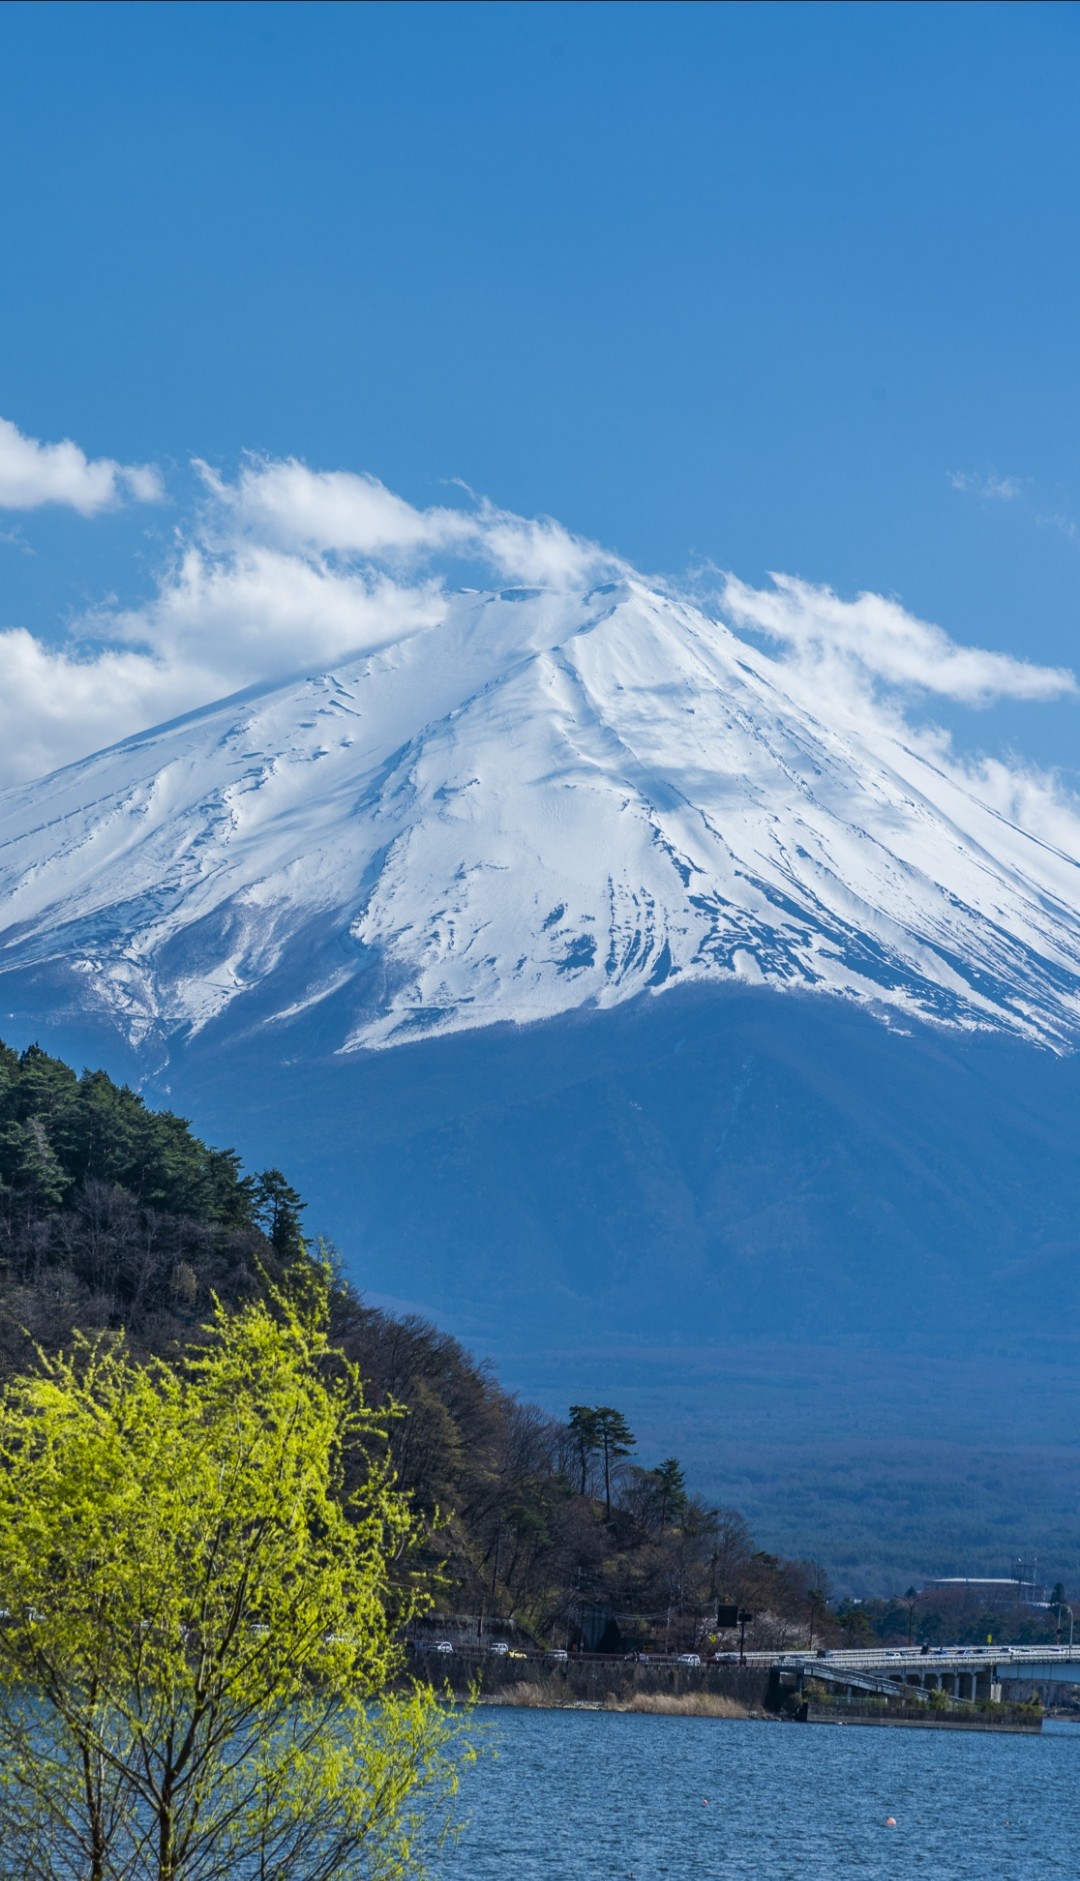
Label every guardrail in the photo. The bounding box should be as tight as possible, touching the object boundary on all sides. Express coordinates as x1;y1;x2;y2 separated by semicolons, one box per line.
408;1641;1080;1673
407;1645;770;1668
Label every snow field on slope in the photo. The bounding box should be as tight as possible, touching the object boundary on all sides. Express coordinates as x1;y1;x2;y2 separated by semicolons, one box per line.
2;580;1080;1051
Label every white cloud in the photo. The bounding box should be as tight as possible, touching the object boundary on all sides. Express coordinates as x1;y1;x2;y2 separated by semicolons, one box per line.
470;496;616;587
0;416;163;515
0;554;448;786
203;455;621;588
200;457;475;558
0;629;204;786
950;469;1080;545
1036;510;1079;544
949;470;1022;502
102;542;446;675
722;572;1076;706
0;441;1075;792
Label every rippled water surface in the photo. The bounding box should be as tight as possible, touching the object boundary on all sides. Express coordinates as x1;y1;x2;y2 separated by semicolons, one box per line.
437;1709;1080;1879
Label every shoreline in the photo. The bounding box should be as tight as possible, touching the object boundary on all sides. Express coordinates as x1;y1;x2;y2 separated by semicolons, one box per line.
476;1682;757;1719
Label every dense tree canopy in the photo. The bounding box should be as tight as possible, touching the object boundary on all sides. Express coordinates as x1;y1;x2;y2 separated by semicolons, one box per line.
0;1042;295;1375
0;1281;468;1881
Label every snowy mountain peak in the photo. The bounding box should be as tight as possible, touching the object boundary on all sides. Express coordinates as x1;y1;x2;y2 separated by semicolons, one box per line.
3;578;1080;1056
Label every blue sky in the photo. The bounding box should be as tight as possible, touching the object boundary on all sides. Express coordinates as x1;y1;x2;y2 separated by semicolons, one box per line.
1;0;1079;781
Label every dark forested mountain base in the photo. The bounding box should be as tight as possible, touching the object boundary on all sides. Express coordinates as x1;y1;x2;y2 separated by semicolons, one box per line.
0;1036;834;1649
6;981;1080;1590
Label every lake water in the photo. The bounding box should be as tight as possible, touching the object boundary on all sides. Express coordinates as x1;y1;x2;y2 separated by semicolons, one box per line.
437;1708;1080;1879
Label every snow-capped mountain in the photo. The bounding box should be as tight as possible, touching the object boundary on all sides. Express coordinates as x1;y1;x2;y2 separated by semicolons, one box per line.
7;574;1080;1587
3;577;1080;1056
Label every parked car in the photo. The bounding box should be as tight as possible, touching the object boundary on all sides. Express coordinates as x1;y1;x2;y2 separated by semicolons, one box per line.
433;1640;454;1655
487;1641;510;1656
676;1652;702;1667
507;1648;528;1660
546;1648;569;1662
712;1651;738;1663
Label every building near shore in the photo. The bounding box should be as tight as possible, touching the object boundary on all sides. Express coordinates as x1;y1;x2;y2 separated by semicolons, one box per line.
925;1577;1050;1608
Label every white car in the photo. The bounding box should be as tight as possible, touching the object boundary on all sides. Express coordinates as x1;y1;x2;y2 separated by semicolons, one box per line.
487;1641;510;1655
676;1652;702;1667
433;1640;454;1654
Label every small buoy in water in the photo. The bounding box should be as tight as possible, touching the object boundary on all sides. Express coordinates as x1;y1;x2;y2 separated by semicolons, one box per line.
885;1817;897;1828
701;1798;709;1806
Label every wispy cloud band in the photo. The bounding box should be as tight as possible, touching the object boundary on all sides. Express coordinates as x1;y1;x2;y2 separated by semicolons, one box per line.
948;470;1023;503
722;571;1075;705
0;419;1075;803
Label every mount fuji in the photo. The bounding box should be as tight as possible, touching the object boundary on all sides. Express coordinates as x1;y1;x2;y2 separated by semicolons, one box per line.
4;576;1080;1588
2;577;1080;1058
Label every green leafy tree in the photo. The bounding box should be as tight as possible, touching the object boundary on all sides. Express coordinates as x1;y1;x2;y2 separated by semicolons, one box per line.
0;1282;471;1880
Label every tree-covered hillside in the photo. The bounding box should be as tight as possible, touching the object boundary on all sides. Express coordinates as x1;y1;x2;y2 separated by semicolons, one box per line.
2;1036;1064;1650
0;1038;306;1372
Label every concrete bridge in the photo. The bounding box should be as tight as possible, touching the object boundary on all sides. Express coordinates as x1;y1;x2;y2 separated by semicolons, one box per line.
768;1644;1080;1708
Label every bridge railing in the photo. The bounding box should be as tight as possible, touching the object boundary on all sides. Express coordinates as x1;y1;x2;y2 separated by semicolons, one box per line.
777;1645;1080;1671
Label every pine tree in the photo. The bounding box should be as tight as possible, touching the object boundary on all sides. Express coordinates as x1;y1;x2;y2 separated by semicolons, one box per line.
253;1168;307;1255
0;1117;70;1220
652;1456;688;1530
567;1405;602;1495
593;1406;636;1518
